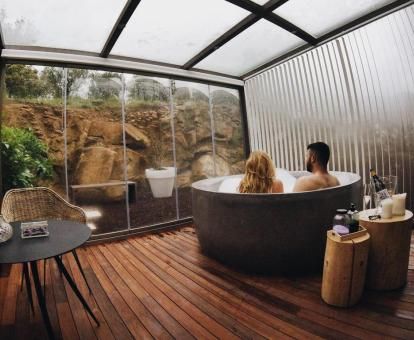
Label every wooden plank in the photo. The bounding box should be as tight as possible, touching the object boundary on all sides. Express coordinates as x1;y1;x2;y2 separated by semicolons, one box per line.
45;260;64;340
1;228;413;339
61;256;98;340
160;231;414;338
141;235;336;339
14;264;35;340
50;258;80;340
99;243;213;340
0;264;11;321
93;244;194;340
90;249;172;339
150;234;350;339
121;239;267;339
72;249;133;340
1;264;19;326
74;248;118;340
83;247;152;339
132;237;320;339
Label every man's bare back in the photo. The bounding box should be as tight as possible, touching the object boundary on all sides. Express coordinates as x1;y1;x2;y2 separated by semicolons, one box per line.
293;173;340;192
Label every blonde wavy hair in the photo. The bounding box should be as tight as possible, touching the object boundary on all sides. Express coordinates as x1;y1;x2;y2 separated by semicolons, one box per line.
238;151;276;193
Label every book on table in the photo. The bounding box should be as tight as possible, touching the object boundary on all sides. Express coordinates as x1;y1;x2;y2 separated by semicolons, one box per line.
21;220;49;239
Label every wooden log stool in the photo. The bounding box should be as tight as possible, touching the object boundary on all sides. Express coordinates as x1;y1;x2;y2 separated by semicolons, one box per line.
322;227;370;307
359;209;413;290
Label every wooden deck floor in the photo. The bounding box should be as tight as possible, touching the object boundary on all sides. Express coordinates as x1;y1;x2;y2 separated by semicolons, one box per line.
1;226;414;339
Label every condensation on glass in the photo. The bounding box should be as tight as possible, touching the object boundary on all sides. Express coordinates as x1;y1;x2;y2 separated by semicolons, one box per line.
195;19;305;76
274;0;396;37
245;4;414;209
111;0;249;65
0;0;128;52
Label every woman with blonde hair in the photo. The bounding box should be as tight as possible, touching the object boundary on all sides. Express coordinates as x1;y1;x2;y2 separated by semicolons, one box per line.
238;151;284;193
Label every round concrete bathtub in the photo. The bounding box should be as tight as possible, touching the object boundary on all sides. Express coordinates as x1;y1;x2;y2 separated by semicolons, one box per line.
192;171;361;274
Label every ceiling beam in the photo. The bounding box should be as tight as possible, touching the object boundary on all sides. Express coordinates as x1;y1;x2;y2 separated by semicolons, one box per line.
183;0;303;70
183;14;259;69
264;12;317;44
2;48;244;87
242;0;414;79
100;0;141;58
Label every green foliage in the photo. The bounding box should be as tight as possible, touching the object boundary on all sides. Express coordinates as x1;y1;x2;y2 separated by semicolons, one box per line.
1;127;53;192
5;64;46;98
41;67;89;97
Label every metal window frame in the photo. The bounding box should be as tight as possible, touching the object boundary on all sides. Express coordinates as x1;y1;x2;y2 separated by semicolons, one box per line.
0;48;243;87
100;0;142;58
0;24;4;50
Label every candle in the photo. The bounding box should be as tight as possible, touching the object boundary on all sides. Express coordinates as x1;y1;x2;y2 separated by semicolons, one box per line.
381;198;393;219
392;193;406;216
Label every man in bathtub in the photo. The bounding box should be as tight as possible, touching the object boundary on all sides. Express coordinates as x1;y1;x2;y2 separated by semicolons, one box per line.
293;142;340;192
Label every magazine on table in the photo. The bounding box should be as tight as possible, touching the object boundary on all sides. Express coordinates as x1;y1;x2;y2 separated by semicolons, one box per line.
21;220;49;239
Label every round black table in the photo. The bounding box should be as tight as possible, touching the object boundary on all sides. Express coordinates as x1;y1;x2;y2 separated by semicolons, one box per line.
0;220;99;339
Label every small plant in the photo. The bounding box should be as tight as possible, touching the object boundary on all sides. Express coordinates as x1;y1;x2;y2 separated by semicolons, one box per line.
1;126;53;192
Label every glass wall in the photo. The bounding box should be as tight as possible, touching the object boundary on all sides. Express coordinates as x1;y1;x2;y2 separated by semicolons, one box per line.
211;86;245;176
173;81;211;218
66;69;129;234
1;64;246;235
125;75;178;228
1;64;65;197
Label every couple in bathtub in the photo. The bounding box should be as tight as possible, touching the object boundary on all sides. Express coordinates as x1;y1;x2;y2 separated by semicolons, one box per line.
239;142;339;193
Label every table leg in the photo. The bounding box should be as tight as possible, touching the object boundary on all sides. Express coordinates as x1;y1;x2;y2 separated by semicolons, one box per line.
54;256;99;326
30;261;55;340
43;259;46;298
72;250;92;293
20;266;24;291
23;262;35;314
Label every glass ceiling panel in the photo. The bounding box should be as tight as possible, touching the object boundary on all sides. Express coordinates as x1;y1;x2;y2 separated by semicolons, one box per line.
0;0;128;52
195;19;304;77
110;0;249;65
274;0;396;38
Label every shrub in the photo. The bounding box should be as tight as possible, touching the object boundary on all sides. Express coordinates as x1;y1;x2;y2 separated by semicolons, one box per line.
1;126;53;192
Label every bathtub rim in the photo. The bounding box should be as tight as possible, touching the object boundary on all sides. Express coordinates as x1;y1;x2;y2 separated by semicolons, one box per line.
191;171;361;197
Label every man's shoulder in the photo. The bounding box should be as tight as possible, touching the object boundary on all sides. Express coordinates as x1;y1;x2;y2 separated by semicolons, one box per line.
293;174;320;191
296;174;320;184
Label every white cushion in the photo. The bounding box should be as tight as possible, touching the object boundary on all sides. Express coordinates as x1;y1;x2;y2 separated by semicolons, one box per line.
218;168;297;193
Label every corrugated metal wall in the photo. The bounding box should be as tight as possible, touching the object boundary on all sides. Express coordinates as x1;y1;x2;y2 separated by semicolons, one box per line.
245;5;414;208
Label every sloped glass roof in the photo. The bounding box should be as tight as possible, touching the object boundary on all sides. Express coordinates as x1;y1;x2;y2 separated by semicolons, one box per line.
0;0;128;52
111;0;249;65
195;19;304;76
274;0;396;38
0;0;402;81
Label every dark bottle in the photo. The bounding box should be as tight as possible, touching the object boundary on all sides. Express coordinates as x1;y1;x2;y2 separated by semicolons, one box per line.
370;169;386;192
370;168;390;200
347;203;359;233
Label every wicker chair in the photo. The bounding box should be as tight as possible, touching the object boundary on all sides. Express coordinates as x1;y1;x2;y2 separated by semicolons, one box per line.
1;187;91;293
